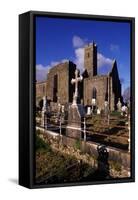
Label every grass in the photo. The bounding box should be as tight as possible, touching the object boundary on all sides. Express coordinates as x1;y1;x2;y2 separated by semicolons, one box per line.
35;134;52;152
86;114;128;150
74;139;81;150
35;109;129;151
110;161;122;172
35;134;98;184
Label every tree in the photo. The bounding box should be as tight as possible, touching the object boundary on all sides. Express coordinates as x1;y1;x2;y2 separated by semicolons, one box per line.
123;87;130;103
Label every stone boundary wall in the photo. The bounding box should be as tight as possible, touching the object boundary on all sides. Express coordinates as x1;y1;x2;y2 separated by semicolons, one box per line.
61;136;130;169
36;127;130;169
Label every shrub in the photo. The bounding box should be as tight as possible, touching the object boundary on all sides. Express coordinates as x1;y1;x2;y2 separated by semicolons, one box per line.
35;134;51;152
74;139;81;150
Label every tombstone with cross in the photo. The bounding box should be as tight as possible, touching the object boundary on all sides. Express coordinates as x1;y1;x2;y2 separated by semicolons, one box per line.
66;69;85;140
41;96;47;128
71;69;83;105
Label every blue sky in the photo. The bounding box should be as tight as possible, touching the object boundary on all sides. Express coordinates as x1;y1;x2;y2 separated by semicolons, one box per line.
35;16;131;92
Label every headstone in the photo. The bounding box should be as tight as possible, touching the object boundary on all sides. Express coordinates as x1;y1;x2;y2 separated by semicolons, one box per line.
61;105;65;113
91;98;96;106
97;108;101;115
117;98;122;112
121;105;128;117
57;97;61;120
41;96;47;128
91;98;97;114
104;101;109;114
66;104;85;139
57;97;61;111
60;105;65;124
87;106;91;115
66;69;85;139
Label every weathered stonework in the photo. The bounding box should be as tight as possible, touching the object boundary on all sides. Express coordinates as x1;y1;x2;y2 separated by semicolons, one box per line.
84;42;97;76
84;75;108;109
66;104;85;139
46;61;76;106
36;43;122;111
36;81;47;98
83;44;122;111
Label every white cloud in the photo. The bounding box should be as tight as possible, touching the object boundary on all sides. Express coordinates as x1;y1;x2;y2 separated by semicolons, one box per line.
98;53;113;68
36;59;68;82
74;47;84;72
73;48;113;73
72;35;85;48
37;36;114;82
72;35;113;72
36;64;50;82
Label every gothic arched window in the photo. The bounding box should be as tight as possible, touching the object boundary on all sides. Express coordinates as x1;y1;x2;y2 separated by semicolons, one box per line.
92;87;97;99
53;74;58;102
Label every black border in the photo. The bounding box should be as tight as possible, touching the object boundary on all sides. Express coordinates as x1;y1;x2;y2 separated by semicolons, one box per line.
19;11;135;189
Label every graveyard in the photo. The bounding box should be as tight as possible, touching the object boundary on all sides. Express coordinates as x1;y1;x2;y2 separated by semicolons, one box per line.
36;110;129;150
85;112;129;150
35;68;130;184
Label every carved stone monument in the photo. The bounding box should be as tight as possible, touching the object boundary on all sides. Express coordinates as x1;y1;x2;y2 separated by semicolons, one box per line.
121;105;128;117
66;69;85;139
87;106;91;115
117;98;122;112
41;96;47;128
91;98;97;114
97;108;101;115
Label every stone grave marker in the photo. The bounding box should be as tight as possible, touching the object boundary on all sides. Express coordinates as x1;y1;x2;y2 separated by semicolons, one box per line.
66;69;85;139
41;96;47;128
117;98;122;112
97;108;101;115
87;106;91;115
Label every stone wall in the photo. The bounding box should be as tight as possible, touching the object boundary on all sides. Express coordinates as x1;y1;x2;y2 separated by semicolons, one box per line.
36;81;47;99
35;46;122;112
62;136;130;169
84;43;97;76
41;130;130;170
46;61;76;105
83;75;108;110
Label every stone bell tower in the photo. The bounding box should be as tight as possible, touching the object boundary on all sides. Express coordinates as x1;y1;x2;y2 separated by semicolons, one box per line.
84;42;97;77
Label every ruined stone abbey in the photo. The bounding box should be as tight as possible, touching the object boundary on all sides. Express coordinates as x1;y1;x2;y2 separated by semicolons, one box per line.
36;42;122;111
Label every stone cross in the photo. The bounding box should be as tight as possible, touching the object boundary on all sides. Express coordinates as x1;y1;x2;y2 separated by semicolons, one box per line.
42;96;47;111
117;98;122;112
41;96;47;128
71;69;83;105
